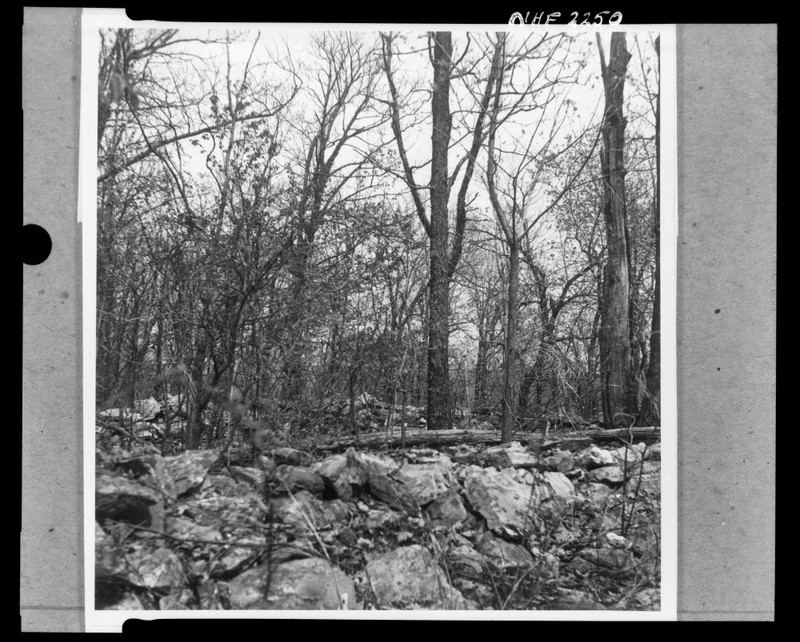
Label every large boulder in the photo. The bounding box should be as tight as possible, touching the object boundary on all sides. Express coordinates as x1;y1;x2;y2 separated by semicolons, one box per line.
463;467;546;539
366;469;420;515
394;460;455;506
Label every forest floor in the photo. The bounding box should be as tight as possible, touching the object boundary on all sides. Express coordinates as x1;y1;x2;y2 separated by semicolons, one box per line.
95;399;661;612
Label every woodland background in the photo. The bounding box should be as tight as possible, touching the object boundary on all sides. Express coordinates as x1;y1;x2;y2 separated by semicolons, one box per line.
95;28;662;452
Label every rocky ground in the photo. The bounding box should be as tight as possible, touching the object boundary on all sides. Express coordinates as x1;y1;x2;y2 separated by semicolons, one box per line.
95;407;662;612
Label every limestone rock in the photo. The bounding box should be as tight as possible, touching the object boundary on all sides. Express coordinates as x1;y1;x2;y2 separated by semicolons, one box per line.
608;442;647;466
210;536;265;579
395;460;454;506
104;593;145;610
644;442;661;461
424;488;468;528
581;481;616;504
633;587;661;610
165;516;223;542
549;588;607;610
184;493;265;527
358;545;468;609
228;465;266;488
134;397;161;420
272;447;314;467
475;531;535;571
482;441;538;470
446;544;486;580
359;451;402;477
575;546;636;573
463;467;540;538
95;474;160;527
95;473;161;504
576;445;616;469
274;465;325;498
586;465;625;486
127;546;185;590
95;522;128;579
269;490;346;533
257;455;278;478
229;557;357;609
366;469;420;515
543;471;575;498
163;449;221;497
539;449;575;473
314;452;367;501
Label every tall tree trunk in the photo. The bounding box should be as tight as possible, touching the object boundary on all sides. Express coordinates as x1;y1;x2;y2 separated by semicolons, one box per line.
519;319;556;421
283;235;314;402
427;32;454;431
501;242;520;441
474;304;497;412
518;363;536;421
597;32;635;428
640;35;661;426
474;333;491;412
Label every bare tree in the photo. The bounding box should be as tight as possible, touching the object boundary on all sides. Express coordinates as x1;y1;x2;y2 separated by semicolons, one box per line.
381;32;501;430
635;35;661;426
281;32;388;403
596;32;636;427
485;32;595;441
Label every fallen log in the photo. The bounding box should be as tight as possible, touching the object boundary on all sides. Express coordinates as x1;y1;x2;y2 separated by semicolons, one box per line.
314;426;660;453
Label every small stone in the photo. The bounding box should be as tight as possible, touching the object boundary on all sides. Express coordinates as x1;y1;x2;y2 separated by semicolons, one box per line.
543;471;575;498
272;447;314;467
540;449;575;473
274;465;325;497
634;588;661;610
475;531;534;571
228;465;265;488
162;449;222;497
127;546;185;590
577;445;616;469
587;465;625;485
549;588;607;610
424;488;468;528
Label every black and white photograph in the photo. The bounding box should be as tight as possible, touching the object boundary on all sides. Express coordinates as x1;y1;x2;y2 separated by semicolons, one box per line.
83;12;677;624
